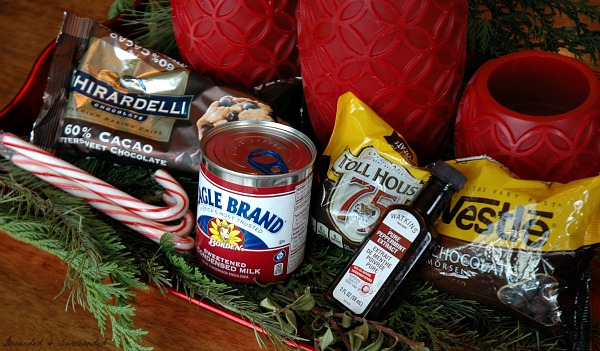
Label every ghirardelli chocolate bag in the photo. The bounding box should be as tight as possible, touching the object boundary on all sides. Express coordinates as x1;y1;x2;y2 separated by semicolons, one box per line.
31;12;286;177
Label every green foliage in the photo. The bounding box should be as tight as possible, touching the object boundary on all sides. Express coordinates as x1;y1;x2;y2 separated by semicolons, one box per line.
0;155;571;351
114;0;180;59
0;162;151;351
108;0;137;20
468;0;600;63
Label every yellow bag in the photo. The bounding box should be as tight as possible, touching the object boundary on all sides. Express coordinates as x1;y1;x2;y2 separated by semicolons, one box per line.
309;92;429;250
420;156;600;350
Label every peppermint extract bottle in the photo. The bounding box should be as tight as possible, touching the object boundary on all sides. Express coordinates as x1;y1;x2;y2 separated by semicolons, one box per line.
327;160;467;318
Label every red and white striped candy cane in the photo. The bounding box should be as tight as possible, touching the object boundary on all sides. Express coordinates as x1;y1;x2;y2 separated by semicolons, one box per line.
0;132;189;222
9;152;195;252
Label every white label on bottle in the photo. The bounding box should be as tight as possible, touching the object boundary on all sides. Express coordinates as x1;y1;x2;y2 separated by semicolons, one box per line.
332;209;420;314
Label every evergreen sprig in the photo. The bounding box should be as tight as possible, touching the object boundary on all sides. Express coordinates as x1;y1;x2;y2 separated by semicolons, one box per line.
109;0;180;59
0;155;572;350
467;0;600;64
0;162;151;351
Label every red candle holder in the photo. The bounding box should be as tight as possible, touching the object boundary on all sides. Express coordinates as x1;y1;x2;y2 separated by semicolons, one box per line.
296;0;468;163
171;0;300;89
455;50;600;183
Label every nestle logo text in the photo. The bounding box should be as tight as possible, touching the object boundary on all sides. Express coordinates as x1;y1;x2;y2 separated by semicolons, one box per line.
441;196;553;248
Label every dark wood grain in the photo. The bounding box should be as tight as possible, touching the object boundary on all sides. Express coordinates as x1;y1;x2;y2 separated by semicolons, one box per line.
0;232;268;351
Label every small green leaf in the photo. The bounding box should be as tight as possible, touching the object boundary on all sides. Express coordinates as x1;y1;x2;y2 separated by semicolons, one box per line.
259;297;278;312
318;328;335;350
276;315;295;334
290;287;315;311
352;320;369;341
341;312;354;328
284;310;298;334
347;330;361;351
362;331;385;351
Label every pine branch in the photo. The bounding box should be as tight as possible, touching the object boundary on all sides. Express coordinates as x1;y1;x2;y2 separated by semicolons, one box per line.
116;0;180;59
0;155;579;351
468;0;600;63
0;160;151;351
148;236;306;351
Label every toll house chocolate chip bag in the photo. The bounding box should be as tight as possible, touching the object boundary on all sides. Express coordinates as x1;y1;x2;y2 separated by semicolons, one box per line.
310;92;431;250
419;157;600;350
31;13;281;176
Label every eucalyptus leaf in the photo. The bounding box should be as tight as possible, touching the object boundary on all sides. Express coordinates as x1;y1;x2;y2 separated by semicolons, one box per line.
290;287;315;311
361;331;384;351
341;312;354;328
352;321;369;341
318;328;336;350
276;315;295;335
347;330;362;351
260;297;279;312
284;309;298;334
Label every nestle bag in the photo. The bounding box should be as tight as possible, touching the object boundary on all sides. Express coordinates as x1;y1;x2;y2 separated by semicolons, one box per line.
420;157;600;350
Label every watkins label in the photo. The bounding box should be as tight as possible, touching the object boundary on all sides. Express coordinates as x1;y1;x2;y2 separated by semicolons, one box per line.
332;209;420;314
196;165;312;283
327;147;424;245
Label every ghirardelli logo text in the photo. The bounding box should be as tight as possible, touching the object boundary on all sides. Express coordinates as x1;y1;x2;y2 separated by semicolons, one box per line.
441;196;553;249
72;70;192;121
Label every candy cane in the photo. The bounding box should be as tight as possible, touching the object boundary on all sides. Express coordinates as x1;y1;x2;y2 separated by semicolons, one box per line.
11;153;194;251
0;132;188;222
8;152;195;252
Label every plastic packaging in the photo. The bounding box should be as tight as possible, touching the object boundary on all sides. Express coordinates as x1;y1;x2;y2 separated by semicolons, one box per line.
419;156;600;350
310;92;430;250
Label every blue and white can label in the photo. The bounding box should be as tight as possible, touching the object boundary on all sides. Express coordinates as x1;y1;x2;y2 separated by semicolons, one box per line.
196;121;316;283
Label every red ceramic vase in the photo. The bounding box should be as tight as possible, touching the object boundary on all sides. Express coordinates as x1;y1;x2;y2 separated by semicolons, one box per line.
454;50;600;183
296;0;468;163
171;0;300;89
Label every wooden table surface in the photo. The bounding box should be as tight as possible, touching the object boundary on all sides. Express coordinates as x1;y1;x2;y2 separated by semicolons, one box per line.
0;1;275;350
3;2;600;351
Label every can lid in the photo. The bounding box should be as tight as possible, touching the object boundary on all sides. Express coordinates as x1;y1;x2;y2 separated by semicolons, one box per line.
431;160;467;192
201;121;316;176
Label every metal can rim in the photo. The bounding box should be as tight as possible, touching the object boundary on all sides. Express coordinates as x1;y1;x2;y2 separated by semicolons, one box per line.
200;120;317;185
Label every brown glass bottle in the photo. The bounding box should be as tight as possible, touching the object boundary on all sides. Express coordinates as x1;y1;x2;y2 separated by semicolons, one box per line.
327;160;466;319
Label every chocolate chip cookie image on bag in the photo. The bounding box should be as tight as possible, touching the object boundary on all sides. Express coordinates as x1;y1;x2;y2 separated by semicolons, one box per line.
197;96;276;139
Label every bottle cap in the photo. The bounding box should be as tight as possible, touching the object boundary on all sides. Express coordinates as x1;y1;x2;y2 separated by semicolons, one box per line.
430;160;467;192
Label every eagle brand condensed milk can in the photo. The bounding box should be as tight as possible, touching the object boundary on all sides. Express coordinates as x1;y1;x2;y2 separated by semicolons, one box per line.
196;121;317;283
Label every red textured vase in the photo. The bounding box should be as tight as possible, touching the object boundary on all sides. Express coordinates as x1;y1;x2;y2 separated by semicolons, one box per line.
455;50;600;183
171;0;300;89
296;0;468;163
